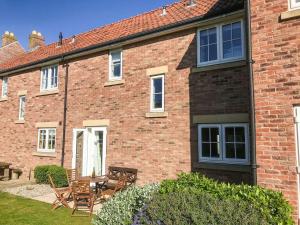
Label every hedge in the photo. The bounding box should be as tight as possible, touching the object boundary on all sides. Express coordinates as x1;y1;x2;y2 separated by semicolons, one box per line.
34;165;68;188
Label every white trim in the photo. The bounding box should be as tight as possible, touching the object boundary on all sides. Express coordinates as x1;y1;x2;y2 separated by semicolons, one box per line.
198;123;250;165
1;77;8;98
37;128;56;153
18;95;26;121
72;129;87;173
290;0;300;10
109;49;122;81
40;65;59;92
150;74;165;112
197;19;245;67
293;106;300;220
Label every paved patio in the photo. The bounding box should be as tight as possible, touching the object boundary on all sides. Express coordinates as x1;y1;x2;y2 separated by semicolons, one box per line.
0;180;102;214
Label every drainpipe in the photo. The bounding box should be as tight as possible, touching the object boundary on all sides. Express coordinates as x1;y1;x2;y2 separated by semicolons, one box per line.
245;0;257;185
61;57;69;167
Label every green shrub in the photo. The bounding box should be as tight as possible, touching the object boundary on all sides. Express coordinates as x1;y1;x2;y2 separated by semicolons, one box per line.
138;191;269;225
34;165;68;188
160;173;294;225
93;184;159;225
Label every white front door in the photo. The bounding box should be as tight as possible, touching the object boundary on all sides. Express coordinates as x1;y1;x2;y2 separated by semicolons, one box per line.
72;127;107;177
294;106;300;220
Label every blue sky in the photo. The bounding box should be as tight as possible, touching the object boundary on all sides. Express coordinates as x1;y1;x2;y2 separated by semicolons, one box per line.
1;0;176;50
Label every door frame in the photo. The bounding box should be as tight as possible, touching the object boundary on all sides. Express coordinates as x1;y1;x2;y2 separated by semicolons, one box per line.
72;127;107;176
294;107;300;219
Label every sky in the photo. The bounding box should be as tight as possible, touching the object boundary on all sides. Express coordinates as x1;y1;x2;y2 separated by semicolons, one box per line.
1;0;176;50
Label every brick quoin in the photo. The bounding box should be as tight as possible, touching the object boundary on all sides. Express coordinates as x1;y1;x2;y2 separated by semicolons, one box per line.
250;0;300;220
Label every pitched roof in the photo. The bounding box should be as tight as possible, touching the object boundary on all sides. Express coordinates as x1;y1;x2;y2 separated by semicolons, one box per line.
0;42;25;64
0;0;243;73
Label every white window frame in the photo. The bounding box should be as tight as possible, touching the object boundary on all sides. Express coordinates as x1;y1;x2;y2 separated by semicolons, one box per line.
290;0;300;9
37;128;56;153
150;74;165;112
1;77;8;98
197;19;245;67
40;65;58;91
109;49;122;81
18;96;26;120
198;123;249;165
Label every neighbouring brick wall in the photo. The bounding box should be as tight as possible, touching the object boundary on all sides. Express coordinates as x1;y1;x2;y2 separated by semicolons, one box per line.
251;0;300;220
0;28;250;185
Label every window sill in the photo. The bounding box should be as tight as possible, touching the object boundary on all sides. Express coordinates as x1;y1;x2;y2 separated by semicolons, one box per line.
32;152;57;158
36;89;59;97
145;112;168;118
280;8;300;21
192;60;246;73
193;162;251;173
104;79;125;87
15;120;25;124
0;97;8;102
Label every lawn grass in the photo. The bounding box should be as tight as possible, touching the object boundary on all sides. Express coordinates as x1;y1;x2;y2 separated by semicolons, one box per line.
0;192;92;225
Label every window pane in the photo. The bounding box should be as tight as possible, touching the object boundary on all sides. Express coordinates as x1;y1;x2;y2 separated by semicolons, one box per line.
200;46;208;62
153;78;162;93
223;41;232;58
210;128;219;142
201;128;209;142
225;127;235;142
232;22;241;39
200;30;208;46
51;66;58;88
236;144;246;159
232;39;242;57
202;143;210;157
226;143;235;158
208;28;217;44
113;63;121;77
222;24;232;41
39;130;46;150
211;143;219;158
42;69;48;89
111;51;121;61
154;94;162;108
209;44;217;61
235;127;245;142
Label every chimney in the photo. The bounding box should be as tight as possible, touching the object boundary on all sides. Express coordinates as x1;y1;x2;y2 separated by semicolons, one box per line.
29;30;45;50
2;31;17;47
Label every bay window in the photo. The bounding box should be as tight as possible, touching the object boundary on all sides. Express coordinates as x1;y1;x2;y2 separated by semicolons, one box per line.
198;123;249;164
197;20;244;66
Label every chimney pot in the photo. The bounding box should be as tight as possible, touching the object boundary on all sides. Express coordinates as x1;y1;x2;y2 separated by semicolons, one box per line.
29;30;45;50
2;31;17;47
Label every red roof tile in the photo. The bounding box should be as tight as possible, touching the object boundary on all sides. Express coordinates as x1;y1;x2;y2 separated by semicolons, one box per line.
0;0;243;72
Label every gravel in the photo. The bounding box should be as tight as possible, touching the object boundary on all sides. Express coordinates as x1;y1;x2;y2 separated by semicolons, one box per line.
4;184;52;198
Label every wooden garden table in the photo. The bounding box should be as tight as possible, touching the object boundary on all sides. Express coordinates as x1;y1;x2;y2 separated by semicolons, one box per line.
79;176;109;194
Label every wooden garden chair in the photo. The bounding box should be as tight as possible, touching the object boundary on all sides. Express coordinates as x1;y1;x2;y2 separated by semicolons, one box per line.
48;174;70;210
66;169;78;198
99;176;127;200
72;179;95;216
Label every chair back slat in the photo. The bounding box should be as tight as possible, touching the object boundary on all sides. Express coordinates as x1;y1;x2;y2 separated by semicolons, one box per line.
66;169;77;186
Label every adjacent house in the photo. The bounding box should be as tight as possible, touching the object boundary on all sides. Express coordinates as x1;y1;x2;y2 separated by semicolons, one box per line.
0;0;299;221
0;32;25;64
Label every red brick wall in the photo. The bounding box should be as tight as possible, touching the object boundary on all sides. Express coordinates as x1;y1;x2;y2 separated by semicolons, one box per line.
251;0;300;219
0;28;249;184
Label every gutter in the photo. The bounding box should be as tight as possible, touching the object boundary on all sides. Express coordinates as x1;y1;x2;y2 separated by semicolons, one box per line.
245;0;257;185
0;9;244;77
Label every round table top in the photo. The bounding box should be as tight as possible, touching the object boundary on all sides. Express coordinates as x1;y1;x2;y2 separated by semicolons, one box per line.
79;176;109;183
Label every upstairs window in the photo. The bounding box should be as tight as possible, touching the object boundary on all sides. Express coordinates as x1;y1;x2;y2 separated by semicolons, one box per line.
109;50;122;80
38;128;56;152
19;96;26;120
290;0;300;9
41;65;58;91
197;20;244;66
198;123;249;164
1;77;8;98
150;75;164;112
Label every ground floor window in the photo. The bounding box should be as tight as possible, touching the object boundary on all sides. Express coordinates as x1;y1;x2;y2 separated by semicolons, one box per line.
38;128;56;152
198;123;249;164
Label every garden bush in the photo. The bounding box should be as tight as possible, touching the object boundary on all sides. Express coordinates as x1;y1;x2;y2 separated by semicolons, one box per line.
159;173;294;225
135;191;269;225
93;184;159;225
34;165;68;188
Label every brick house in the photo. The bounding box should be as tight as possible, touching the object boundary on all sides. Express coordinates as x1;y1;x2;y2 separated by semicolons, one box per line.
0;0;299;220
